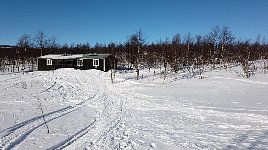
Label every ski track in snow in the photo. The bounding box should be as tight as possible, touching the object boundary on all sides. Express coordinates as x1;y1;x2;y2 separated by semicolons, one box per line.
0;91;97;149
0;75;32;95
0;69;125;149
47;119;97;150
0;70;87;149
58;73;125;150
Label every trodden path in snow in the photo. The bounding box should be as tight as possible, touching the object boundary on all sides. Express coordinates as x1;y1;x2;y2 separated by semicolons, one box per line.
51;70;125;150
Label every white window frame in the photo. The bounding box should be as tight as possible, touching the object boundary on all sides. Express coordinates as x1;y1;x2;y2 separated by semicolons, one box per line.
77;59;83;67
103;58;106;71
47;59;52;65
93;59;99;67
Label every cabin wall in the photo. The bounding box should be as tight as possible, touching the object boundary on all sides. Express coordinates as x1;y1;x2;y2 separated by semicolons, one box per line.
37;59;53;71
80;59;104;71
53;59;76;69
37;55;113;71
82;59;93;70
104;56;112;71
99;59;104;71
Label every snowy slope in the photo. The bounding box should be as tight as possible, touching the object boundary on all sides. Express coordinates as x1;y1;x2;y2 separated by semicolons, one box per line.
112;66;268;150
0;66;268;149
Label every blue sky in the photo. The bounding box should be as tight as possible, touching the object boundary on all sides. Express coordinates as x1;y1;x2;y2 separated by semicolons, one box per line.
0;0;267;46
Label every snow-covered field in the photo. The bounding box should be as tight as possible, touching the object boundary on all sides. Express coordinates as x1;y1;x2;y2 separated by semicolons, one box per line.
0;66;268;149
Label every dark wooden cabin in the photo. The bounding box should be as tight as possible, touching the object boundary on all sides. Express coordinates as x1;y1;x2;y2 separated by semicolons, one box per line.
37;54;113;71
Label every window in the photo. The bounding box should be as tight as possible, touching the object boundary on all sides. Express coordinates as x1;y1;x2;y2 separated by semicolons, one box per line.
47;59;52;65
93;59;99;67
77;59;83;67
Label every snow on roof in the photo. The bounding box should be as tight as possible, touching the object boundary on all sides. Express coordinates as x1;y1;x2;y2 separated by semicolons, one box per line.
38;54;83;59
0;45;14;48
81;54;111;59
38;54;111;59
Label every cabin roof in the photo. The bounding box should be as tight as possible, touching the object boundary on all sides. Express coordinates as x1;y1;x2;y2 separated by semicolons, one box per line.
38;54;111;59
81;54;111;59
38;54;83;59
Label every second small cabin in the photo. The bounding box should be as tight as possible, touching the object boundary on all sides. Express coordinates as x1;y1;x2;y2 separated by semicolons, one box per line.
37;54;113;71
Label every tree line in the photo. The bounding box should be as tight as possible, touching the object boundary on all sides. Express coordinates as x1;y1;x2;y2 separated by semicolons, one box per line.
0;26;268;78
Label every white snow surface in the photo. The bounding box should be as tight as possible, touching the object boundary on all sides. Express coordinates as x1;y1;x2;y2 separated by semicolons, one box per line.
0;66;268;150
